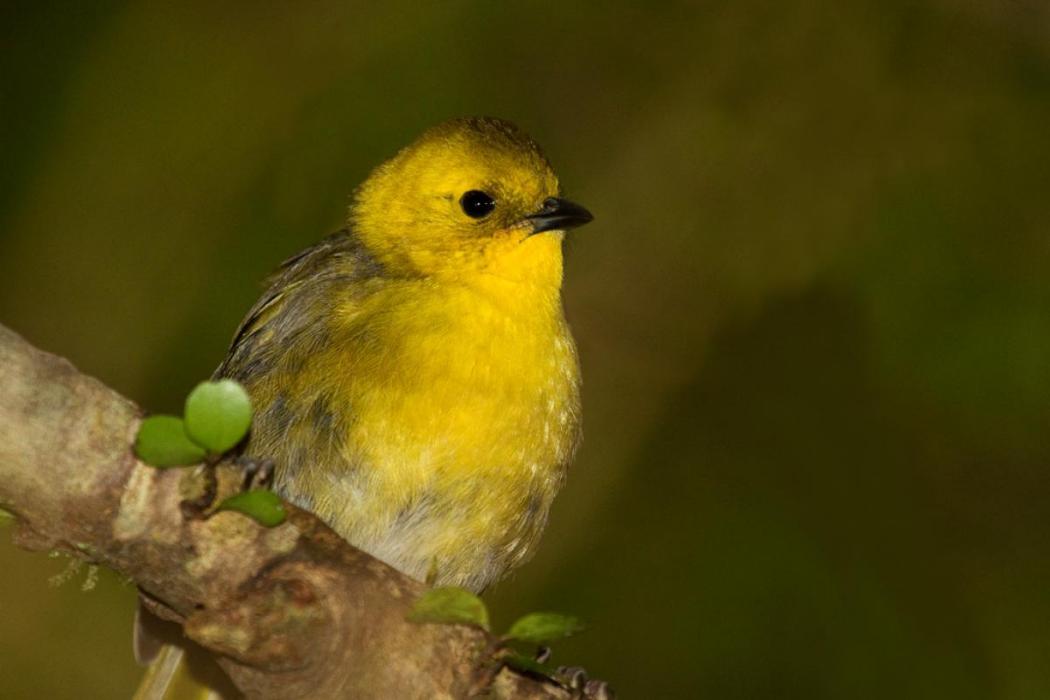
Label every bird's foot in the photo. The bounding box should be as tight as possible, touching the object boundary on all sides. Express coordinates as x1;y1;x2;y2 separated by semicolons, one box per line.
179;456;275;519
484;645;614;699
553;666;614;699
234;455;275;491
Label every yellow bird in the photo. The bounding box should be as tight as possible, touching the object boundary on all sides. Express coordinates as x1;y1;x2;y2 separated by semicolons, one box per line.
136;116;591;697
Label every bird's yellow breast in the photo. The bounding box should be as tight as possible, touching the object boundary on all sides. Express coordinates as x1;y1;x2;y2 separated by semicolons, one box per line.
250;234;580;590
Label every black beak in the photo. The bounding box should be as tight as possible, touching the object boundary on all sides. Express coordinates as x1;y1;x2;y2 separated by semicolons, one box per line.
525;197;593;234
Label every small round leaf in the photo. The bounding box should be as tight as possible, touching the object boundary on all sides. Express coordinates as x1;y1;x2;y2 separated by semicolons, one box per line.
184;380;253;454
407;586;490;631
506;612;585;644
217;489;286;527
135;415;207;467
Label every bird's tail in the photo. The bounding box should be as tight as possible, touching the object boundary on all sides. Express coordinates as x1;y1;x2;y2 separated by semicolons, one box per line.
132;603;240;700
132;644;226;700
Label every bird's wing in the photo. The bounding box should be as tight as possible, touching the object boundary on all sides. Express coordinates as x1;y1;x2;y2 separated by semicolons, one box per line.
215;229;383;384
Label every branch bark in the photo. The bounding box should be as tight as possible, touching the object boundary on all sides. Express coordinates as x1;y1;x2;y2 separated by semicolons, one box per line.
0;324;605;699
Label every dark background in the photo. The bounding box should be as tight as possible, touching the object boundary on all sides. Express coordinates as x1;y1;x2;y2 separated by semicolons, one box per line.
2;2;1049;697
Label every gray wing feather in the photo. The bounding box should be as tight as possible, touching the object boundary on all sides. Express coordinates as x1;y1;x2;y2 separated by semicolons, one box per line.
215;229;383;383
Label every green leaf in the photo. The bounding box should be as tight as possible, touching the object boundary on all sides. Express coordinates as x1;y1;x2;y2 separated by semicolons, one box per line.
217;489;287;527
184;379;253;453
407;586;490;630
506;612;585;644
502;651;556;678
135;415;207;467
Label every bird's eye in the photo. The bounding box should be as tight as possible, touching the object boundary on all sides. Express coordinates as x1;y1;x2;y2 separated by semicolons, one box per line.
459;190;496;219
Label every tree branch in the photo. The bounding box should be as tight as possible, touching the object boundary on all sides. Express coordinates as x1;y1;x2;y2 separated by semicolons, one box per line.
0;323;605;699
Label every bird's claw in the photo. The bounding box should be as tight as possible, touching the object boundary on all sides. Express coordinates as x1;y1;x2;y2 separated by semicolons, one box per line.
555;665;588;690
234;456;275;491
178;457;275;520
554;666;614;699
582;678;615;699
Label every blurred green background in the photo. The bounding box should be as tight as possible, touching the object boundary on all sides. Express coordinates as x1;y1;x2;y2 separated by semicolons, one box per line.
2;1;1050;697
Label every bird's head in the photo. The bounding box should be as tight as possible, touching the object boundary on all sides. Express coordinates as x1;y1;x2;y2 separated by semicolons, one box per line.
350;117;592;286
